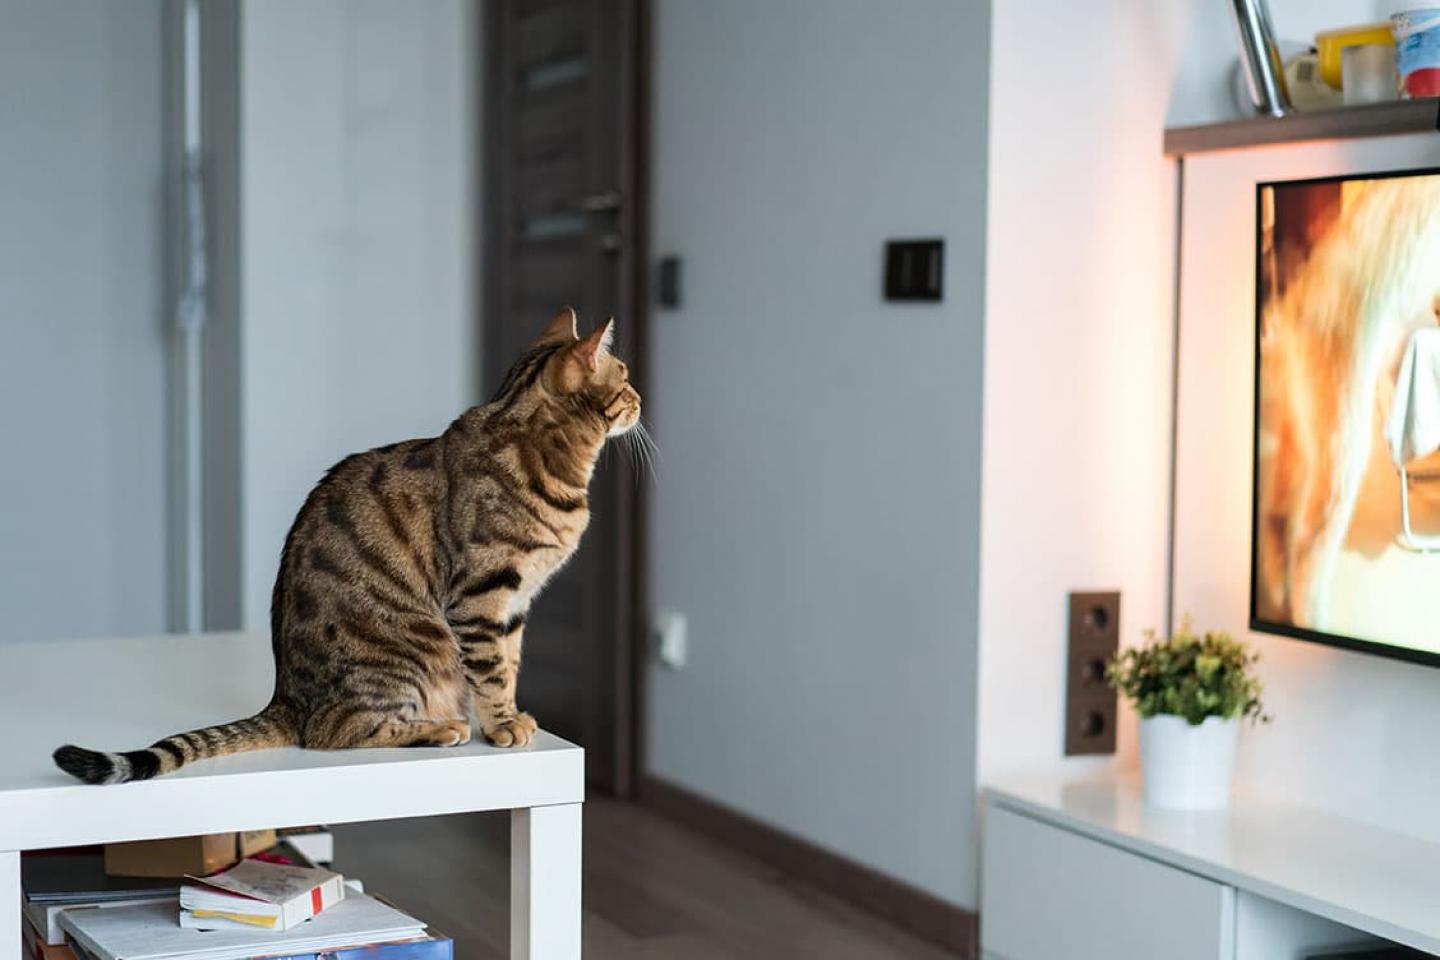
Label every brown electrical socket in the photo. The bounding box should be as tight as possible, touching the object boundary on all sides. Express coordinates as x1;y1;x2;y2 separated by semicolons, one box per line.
1064;591;1119;756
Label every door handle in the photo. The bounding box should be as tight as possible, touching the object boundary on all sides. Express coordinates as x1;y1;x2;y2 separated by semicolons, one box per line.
577;190;622;213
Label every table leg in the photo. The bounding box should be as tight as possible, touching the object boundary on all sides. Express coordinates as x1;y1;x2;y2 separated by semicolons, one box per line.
510;803;582;959
2;851;18;960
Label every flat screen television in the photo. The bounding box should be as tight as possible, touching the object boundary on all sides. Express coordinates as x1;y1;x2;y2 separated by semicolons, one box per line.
1252;168;1440;665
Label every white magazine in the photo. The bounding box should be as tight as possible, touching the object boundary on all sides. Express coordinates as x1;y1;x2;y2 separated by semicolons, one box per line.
58;892;425;960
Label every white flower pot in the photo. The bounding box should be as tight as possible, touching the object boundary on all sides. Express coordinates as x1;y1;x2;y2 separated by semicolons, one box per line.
1139;714;1239;810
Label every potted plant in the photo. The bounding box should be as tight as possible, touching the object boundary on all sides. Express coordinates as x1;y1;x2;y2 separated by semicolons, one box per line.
1106;617;1269;810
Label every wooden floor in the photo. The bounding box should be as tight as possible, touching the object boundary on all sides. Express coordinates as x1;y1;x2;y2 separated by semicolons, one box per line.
334;798;959;959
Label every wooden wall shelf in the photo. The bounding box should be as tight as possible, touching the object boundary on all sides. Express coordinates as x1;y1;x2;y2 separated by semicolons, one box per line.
1164;97;1440;157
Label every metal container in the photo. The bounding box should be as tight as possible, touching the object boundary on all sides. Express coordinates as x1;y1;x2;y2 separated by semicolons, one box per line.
1229;0;1290;116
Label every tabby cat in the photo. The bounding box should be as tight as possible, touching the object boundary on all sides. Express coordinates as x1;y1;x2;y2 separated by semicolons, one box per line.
54;308;641;784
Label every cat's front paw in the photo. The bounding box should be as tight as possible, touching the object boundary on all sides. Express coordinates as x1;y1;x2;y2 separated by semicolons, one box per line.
484;712;537;748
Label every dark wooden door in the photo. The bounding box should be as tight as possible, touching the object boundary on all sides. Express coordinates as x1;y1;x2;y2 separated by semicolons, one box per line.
484;0;646;795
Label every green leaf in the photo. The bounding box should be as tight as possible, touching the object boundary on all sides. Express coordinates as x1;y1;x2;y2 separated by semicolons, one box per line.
1106;615;1269;726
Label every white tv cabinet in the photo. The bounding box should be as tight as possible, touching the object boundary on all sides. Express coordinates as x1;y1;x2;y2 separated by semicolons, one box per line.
983;772;1440;959
0;632;584;960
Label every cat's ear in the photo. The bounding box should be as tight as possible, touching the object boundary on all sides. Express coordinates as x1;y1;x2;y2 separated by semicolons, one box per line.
535;306;579;346
573;318;615;372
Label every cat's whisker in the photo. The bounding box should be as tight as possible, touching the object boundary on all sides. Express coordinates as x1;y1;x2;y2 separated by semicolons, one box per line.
620;430;640;481
625;419;658;483
622;431;639;479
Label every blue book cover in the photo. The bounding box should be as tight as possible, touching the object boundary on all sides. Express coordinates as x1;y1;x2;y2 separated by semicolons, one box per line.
69;935;454;960
274;936;453;960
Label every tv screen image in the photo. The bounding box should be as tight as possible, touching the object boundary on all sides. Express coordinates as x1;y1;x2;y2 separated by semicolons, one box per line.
1253;169;1440;662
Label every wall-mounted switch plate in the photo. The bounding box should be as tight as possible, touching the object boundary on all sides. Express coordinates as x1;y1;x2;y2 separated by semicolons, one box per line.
884;238;943;301
658;255;682;308
1064;591;1119;756
654;610;688;670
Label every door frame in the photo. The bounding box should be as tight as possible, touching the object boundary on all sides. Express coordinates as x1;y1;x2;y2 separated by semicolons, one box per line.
480;0;653;798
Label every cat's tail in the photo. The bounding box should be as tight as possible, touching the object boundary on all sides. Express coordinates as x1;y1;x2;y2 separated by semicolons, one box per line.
52;701;299;785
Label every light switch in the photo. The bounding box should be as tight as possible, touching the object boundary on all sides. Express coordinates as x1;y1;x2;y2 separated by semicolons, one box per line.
658;255;682;308
884;238;943;301
654;610;688;670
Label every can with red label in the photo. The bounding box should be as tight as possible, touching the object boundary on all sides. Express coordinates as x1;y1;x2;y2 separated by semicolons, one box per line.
1393;9;1440;97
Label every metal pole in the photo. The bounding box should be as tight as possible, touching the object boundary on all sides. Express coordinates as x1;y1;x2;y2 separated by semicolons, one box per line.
1229;0;1290;117
176;0;207;632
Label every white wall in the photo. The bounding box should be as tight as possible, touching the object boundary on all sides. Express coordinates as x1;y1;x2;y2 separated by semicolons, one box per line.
976;0;1429;779
973;0;1388;779
1173;133;1440;846
646;0;989;908
976;1;1185;786
0;0;170;642
238;0;480;627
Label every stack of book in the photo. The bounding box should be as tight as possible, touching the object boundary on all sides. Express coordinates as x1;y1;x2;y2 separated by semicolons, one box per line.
23;851;178;956
21;835;451;960
179;861;346;932
59;895;448;960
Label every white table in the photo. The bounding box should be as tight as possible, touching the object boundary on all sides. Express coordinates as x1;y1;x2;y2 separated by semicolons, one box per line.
0;632;585;959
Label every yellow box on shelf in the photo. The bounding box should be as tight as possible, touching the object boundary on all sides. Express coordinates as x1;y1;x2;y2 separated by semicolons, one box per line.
1315;22;1395;89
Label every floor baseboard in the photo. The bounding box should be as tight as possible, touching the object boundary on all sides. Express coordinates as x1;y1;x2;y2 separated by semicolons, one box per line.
640;776;978;958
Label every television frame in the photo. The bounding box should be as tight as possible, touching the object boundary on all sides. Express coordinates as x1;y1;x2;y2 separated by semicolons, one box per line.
1248;165;1440;669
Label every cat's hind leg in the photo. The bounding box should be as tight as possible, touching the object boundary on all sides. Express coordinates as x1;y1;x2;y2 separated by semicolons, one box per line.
303;706;471;749
389;718;472;747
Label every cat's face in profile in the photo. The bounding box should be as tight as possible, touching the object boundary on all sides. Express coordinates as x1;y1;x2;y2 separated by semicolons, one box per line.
541;311;642;437
587;343;641;438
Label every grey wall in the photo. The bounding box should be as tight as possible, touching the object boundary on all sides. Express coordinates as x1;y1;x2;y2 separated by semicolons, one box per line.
237;0;481;627
0;1;170;642
646;0;990;908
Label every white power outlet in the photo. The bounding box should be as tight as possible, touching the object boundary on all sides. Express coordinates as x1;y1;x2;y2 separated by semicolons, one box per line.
653;610;688;670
